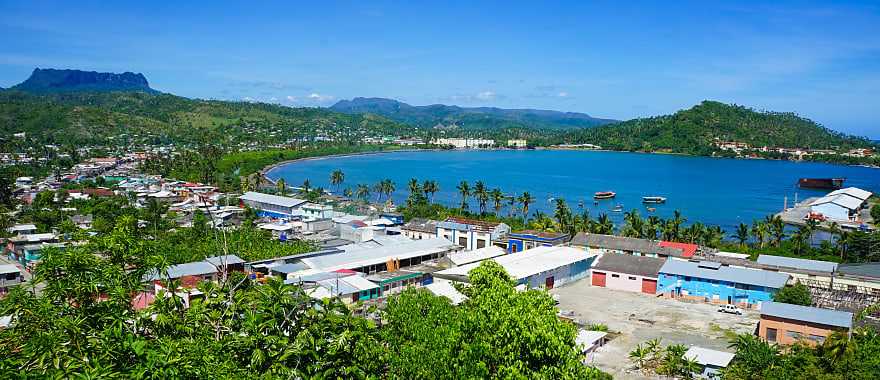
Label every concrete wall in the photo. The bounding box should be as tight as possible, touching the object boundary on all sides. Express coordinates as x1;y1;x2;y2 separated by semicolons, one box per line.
522;257;594;289
594;269;655;294
437;227;491;251
758;315;846;346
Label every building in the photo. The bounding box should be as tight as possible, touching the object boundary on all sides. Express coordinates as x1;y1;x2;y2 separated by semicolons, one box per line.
657;259;789;308
756;255;838;273
145;255;245;282
758;302;853;346
684;346;735;379
366;270;431;296
401;218;439;240
431;138;495;149
435;245;598;289
425;279;468;305
238;191;308;218
591;253;665;294
570;233;694;259
507;230;569;253
6;224;37;236
436;217;510;251
0;264;25;295
291;272;382;304
298;237;460;274
808;187;872;222
442;246;507;267
507;139;528;149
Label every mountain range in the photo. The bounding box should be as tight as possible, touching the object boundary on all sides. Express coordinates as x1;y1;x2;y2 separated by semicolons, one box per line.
330;97;617;130
12;68;158;94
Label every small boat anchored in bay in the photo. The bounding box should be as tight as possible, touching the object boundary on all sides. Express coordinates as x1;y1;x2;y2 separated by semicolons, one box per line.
642;196;667;204
594;191;616;200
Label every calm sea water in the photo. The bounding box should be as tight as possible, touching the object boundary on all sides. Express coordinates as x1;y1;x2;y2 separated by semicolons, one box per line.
267;150;880;233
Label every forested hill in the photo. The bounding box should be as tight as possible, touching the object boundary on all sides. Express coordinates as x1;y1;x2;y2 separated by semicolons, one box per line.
330;97;617;130
561;101;875;154
0;90;419;146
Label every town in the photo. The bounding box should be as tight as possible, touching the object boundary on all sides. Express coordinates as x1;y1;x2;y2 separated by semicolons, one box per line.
2;150;878;379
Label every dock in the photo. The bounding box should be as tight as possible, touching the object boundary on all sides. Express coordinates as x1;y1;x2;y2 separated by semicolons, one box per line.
776;197;874;231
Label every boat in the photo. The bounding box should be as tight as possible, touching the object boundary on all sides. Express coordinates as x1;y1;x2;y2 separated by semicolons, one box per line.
797;178;845;190
646;207;656;212
611;204;624;212
594;191;616;200
642;196;667;204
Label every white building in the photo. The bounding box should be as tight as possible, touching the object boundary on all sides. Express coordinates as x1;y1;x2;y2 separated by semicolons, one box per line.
684;346;735;379
436;217;510;251
436;245;598;289
239;191;308;218
507;139;527;149
401;218;439;240
809;187;872;222
431;138;495;149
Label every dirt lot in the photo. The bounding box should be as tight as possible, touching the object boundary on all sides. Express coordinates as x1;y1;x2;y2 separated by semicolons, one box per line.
551;280;759;379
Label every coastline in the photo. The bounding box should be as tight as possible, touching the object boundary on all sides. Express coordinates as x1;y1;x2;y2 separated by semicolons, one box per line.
260;148;441;180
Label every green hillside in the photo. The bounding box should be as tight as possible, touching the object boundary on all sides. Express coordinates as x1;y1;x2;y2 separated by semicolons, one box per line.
562;101;875;155
0;90;420;146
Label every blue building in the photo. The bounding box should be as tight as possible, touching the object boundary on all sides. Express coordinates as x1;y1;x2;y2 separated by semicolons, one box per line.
238;191;307;219
657;259;789;308
507;230;569;253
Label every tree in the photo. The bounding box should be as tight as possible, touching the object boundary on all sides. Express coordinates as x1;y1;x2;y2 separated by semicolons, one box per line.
773;282;813;306
518;191;534;217
456;181;471;210
300;179;311;195
355;184;370;202
276;178;287;196
735;222;750;248
490;188;504;215
422;180;438;204
872;204;880;222
473;181;488;214
329;169;344;193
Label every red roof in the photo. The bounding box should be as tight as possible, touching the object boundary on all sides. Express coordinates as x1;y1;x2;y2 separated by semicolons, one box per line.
132;292;156;310
334;269;357;275
659;241;698;258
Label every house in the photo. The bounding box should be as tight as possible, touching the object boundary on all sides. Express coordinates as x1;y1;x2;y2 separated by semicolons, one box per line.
684;346;735;379
301;203;335;219
6;233;58;266
436;217;510;251
298;237;460;274
809;187;872;222
70;214;94;230
145;255;244;282
366;270;431;296
657;259;789;308
576;330;608;355
401;218;439;240
435;245;598;289
507;230;569;253
257;222;300;239
238;191;308;218
0;264;25;295
6;224;37;236
302;273;382;303
591;253;665;295
758;302;853;346
570;233;694;259
425;278;468;305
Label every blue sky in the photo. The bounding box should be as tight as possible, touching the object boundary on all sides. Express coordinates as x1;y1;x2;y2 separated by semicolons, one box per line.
1;1;879;137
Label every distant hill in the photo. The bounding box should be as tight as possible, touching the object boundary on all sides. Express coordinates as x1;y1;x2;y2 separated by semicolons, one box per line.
562;100;875;154
330;97;616;130
11;68;158;94
0;88;417;146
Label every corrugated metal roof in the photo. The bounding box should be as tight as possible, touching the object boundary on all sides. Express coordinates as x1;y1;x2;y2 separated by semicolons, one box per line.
659;259;789;289
592;253;665;278
570;233;686;257
239;191;307;208
148;261;217;280
828;187;872;201
437;246;596;281
447;246;507;266
761;301;852;328
205;255;244;266
684;347;735;367
810;194;863;210
838;262;880;279
425;279;467;305
0;264;21;274
301;237;457;272
756;255;838;273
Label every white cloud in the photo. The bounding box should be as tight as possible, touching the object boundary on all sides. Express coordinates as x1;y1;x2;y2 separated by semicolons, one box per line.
557;91;569;97
476;91;496;101
307;93;335;102
242;96;255;102
286;95;297;102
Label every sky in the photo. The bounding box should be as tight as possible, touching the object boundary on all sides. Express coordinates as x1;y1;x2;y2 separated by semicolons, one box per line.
1;1;879;137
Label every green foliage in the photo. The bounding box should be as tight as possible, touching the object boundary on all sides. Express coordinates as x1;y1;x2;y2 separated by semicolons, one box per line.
871;204;880;222
153;225;317;264
382;260;610;379
773;283;813;306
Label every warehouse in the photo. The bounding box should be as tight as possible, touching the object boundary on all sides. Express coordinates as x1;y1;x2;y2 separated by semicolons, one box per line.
590;253;665;294
435;245;598;289
657;259;789;308
808;187;872;222
238;191;308;218
758;302;853;346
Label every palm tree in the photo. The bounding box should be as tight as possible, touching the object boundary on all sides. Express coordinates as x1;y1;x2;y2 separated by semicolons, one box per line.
382;179;395;201
329;169;344;193
670;210;686;241
769;215;785;246
805;219;819;246
735;222;750;248
456;181;471;210
355;184;370;202
373;182;384;202
553;198;571;230
343;187;353;199
300;179;311;196
474;181;488;214
595;213;614;235
791;226;810;254
518;191;535;218
422;180;438;204
276;178;287;196
623;210;645;238
490;188;504;215
751;220;768;248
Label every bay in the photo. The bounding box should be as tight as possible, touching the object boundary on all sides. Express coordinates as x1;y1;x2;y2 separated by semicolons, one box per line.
266;150;880;233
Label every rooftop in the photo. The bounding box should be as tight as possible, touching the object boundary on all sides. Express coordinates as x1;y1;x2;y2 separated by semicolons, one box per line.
239;191;307;209
570;233;685;257
424;279;467;305
761;301;853;328
300;237;458;272
0;264;22;275
810;194;864;210
509;229;570;241
592;253;665;278
446;245;507;266
828;187;872;201
684;346;735;368
659;259;789;289
756;255;838;273
437;245;596;281
440;216;505;233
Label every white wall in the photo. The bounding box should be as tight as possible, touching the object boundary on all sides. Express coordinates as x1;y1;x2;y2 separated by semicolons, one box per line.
811;203;850;221
597;270;652;293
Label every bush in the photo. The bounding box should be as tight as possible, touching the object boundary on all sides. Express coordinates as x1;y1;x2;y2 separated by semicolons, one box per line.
773;282;812;306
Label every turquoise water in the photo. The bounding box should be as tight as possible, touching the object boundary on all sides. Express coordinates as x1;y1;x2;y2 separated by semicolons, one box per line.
267;150;880;232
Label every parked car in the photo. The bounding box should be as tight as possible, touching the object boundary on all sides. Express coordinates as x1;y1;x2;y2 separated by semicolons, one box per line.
717;304;743;315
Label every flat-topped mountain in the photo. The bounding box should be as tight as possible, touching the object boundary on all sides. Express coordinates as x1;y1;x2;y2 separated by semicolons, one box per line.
11;68;158;94
330;97;617;130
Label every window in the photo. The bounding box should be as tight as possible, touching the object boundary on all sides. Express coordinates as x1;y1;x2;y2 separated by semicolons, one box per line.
785;331;802;340
766;328;777;342
628;276;637;281
809;334;826;344
476;239;486;249
611;274;620;278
